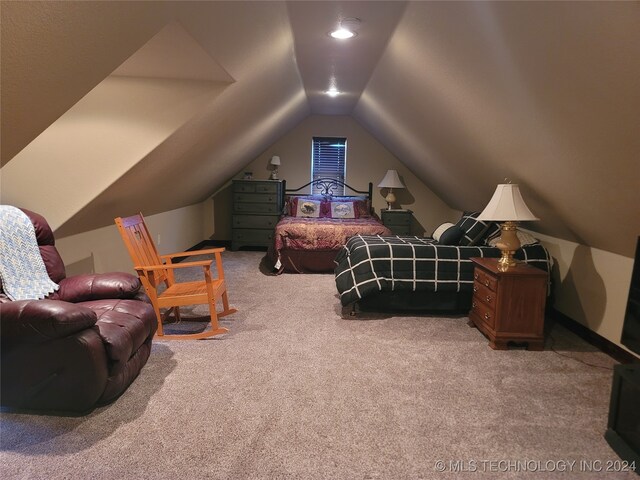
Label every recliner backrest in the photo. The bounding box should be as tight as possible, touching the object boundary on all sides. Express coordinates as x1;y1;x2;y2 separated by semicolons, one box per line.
20;209;67;283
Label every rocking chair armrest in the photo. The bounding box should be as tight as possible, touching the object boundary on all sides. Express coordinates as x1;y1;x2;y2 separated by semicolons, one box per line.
161;247;225;260
134;260;213;272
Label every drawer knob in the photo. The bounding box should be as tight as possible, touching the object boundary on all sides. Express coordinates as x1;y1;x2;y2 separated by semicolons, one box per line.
484;312;491;320
485;295;492;303
473;286;478;293
484;280;490;287
472;302;476;309
474;273;479;280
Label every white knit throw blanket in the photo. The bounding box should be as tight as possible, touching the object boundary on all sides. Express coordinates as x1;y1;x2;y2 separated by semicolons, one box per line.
0;205;59;300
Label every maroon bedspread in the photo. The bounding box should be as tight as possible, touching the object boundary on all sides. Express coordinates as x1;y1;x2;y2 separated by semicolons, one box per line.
273;216;392;253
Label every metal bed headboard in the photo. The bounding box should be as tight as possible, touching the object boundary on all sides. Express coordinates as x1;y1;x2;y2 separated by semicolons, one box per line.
282;178;373;203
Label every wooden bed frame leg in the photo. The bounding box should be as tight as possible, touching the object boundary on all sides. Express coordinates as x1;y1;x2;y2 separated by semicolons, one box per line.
349;303;357;317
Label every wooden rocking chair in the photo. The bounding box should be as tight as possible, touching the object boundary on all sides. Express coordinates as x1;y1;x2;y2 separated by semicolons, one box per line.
115;213;236;340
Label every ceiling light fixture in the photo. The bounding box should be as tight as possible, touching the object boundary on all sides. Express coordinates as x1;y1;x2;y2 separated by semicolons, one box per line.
325;87;340;97
330;28;355;40
329;17;361;40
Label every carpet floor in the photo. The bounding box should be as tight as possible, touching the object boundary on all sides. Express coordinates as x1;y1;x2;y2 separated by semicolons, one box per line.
0;250;635;479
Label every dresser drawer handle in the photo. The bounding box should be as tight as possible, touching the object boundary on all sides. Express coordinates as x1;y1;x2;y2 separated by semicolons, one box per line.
485;295;492;303
473;286;478;293
484;280;490;287
472;302;476;309
484;312;491;320
474;273;479;280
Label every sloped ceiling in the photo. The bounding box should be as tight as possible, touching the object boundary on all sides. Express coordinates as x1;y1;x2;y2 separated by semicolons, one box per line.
2;1;639;257
353;1;640;257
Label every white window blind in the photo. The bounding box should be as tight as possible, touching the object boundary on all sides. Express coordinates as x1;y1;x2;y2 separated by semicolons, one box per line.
311;137;347;194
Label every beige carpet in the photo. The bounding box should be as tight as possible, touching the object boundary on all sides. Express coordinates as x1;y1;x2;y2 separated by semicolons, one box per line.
0;251;635;479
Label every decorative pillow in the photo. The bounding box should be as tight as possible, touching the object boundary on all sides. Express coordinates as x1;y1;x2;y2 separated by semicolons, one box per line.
431;222;455;241
431;223;465;245
334;196;372;218
439;226;465;245
295;199;321;218
454;211;501;246
486;229;540;247
286;195;325;216
329;202;355;219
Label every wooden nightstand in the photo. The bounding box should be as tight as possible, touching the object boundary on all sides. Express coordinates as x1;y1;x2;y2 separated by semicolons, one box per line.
232;179;283;251
381;209;413;235
469;257;548;351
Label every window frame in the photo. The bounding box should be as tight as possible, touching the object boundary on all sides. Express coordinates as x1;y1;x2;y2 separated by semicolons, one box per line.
310;136;347;195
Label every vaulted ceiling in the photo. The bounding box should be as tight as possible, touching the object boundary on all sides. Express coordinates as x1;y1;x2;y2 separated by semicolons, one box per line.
1;1;639;256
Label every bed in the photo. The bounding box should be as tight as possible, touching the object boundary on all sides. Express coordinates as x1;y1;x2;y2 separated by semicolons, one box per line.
334;212;552;313
267;178;392;273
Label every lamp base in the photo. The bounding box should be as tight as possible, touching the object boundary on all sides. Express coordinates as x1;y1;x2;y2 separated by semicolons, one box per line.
270;169;278;180
385;189;396;210
495;221;521;272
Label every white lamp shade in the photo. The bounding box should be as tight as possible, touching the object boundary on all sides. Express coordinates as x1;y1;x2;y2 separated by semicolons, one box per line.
378;169;405;189
270;155;281;166
477;184;539;221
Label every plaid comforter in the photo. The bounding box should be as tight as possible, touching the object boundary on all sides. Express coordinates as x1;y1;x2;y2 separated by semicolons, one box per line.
334;235;551;306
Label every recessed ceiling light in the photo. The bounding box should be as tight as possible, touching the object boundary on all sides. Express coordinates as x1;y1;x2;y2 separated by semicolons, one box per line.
329;17;361;40
330;28;356;40
325;87;340;97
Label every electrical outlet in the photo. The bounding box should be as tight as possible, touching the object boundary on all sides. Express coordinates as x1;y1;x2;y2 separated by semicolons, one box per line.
157;234;161;246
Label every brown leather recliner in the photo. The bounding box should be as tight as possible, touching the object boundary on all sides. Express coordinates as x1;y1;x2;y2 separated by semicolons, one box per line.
0;209;157;413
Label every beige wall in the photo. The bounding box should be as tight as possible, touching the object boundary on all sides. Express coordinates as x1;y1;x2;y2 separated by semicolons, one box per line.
213;114;456;239
56;203;207;276
531;230;638;359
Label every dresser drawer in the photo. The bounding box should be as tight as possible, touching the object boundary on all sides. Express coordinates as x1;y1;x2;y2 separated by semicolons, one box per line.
233;192;279;205
473;267;497;292
233;200;281;215
233;215;279;229
473;281;497;309
233;181;279;194
471;297;496;329
232;229;274;244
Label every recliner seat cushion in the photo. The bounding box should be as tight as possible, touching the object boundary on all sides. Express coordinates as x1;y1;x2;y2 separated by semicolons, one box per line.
79;299;156;376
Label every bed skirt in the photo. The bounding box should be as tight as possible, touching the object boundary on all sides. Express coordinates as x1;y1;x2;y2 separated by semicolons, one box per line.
267;246;339;274
357;290;473;314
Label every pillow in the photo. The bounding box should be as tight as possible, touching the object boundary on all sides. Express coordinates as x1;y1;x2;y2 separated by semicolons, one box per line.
439;226;465;245
285;195;326;216
455;211;501;246
431;223;465;245
334;196;371;218
486;229;540;247
295;199;321;218
329;201;355;219
432;222;455;241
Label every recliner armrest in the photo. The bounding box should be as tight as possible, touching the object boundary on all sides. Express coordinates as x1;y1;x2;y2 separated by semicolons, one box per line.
0;300;97;344
56;273;141;303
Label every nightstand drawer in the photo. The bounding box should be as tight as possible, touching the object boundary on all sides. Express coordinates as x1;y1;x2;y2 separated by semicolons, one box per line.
232;215;279;229
471;298;496;329
473;268;497;292
383;216;411;226
473;281;497;309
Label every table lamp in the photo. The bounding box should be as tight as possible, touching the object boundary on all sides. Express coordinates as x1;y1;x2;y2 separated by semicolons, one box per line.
378;169;405;209
270;156;281;180
477;183;539;271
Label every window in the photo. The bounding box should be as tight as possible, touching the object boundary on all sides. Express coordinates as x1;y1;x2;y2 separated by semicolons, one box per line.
311;137;347;195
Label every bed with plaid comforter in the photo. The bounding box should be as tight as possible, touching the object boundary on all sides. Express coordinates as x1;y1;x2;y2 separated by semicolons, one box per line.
334;235;551;306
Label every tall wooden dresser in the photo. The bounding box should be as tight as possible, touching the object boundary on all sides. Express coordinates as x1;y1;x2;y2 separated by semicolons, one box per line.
232;179;283;251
